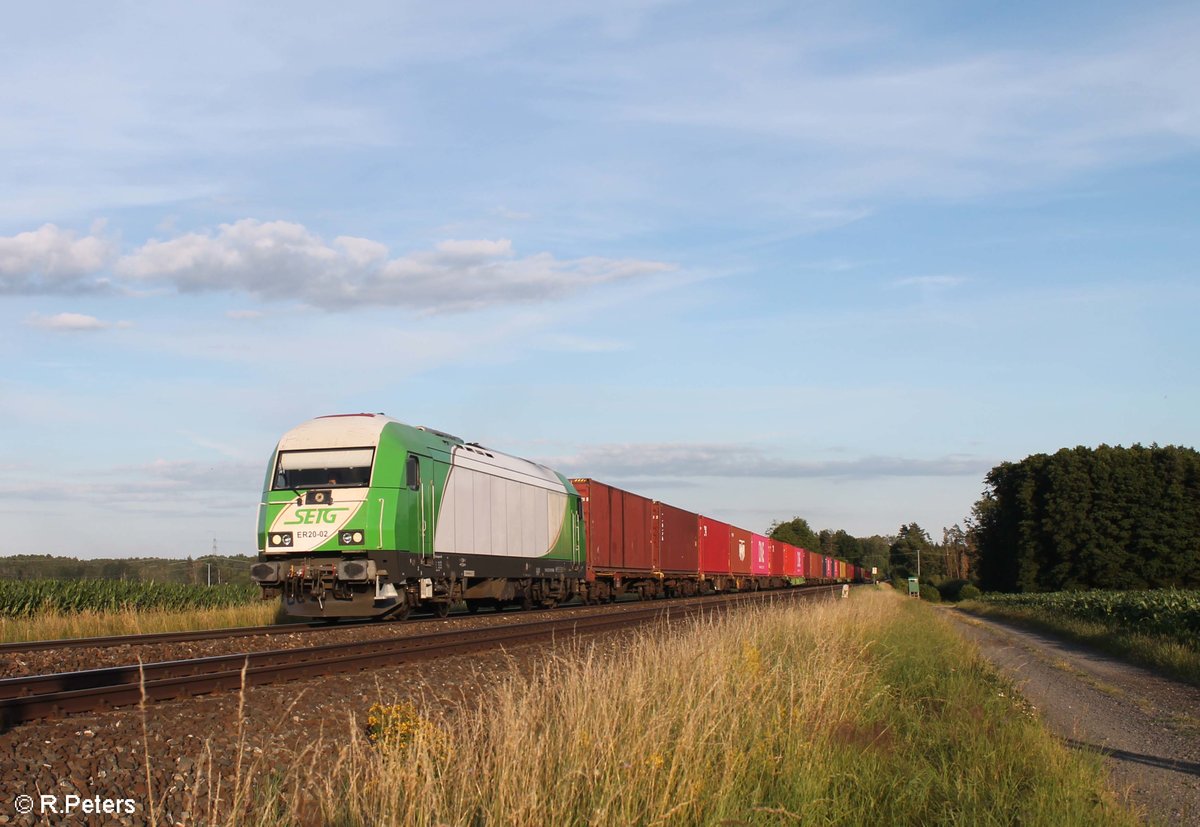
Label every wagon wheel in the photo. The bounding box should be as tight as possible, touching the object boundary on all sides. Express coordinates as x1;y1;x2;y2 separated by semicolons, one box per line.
465;599;481;614
433;601;451;619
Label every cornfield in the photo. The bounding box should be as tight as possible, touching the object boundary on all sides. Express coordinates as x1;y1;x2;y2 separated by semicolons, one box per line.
981;589;1200;647
0;579;260;618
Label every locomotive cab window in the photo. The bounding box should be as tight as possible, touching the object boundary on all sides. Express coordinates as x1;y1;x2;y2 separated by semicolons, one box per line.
405;454;421;490
273;448;374;490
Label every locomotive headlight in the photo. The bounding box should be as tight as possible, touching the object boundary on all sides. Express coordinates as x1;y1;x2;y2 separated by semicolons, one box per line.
269;532;294;548
338;528;364;546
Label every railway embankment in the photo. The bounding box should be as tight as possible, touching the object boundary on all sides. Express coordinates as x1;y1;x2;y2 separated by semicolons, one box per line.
0;587;1139;825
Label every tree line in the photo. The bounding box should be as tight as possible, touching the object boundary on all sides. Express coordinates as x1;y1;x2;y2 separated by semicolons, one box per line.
766;518;970;584
0;554;258;585
970;444;1200;592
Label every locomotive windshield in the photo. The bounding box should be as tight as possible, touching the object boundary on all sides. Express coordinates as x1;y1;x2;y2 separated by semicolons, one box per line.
273;448;374;489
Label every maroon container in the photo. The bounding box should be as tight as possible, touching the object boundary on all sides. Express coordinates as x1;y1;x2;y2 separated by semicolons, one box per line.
769;539;784;577
698;516;730;575
807;550;822;580
656;502;699;575
571;478;655;575
729;526;753;575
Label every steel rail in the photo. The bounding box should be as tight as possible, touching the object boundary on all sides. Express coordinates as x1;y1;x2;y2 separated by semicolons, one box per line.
0;585;848;729
0;581;849;654
0;619;374;655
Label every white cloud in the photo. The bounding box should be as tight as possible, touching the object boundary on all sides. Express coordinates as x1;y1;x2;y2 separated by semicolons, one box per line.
0;457;261;514
25;311;129;332
225;309;264;320
114;219;674;312
543;443;993;480
0;219;674;312
0;224;116;294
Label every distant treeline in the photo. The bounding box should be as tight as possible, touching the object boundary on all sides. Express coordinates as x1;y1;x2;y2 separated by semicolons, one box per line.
0;554;258;585
972;444;1200;592
768;518;972;584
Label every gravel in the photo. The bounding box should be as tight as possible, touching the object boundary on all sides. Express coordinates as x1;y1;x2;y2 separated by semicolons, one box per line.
945;608;1200;825
0;598;727;826
0;601;657;680
0;591;833;825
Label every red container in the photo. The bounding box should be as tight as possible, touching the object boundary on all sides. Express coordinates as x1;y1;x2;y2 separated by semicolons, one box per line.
768;539;784;577
656;502;699;575
750;533;770;576
807;550;822;580
730;526;752;575
698;516;731;575
783;544;804;577
571;479;655;575
823;555;833;578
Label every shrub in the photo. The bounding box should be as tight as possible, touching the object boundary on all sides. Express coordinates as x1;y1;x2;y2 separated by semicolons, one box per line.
918;584;941;603
937;579;969;601
959;585;982;601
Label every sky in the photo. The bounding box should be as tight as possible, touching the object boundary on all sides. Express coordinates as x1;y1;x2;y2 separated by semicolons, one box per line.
1;1;1197;558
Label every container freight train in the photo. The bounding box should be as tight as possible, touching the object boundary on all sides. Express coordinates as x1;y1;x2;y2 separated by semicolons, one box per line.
250;414;860;619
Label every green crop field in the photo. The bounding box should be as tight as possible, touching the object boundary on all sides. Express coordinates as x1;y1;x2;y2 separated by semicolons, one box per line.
978;589;1200;646
0;579;261;618
962;589;1200;685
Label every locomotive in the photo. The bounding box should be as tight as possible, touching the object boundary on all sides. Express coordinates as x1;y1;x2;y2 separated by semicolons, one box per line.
250;414;858;619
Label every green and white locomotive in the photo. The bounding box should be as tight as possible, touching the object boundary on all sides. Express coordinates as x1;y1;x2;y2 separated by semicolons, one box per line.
250;414;585;619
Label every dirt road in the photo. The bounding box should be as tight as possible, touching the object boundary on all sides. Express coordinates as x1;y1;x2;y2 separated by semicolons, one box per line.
945;610;1200;825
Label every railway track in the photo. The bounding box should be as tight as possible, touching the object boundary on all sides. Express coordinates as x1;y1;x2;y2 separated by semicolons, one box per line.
0;618;374;655
0;585;847;729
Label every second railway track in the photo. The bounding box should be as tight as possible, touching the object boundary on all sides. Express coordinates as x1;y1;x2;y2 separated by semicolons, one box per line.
0;585;848;729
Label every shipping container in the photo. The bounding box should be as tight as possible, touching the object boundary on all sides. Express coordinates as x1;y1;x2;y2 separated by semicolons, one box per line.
656;502;700;575
823;555;833;579
769;539;784;578
750;533;771;576
782;543;804;578
698;516;731;576
730;526;753;575
807;550;822;580
571;479;655;575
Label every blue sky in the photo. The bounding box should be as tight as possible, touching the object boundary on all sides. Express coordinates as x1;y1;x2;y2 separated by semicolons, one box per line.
2;1;1197;557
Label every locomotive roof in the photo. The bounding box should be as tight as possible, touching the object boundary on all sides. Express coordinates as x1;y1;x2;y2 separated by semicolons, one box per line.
276;414;573;493
277;413;393;451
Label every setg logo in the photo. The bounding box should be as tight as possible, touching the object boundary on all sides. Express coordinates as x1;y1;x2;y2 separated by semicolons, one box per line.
284;508;350;525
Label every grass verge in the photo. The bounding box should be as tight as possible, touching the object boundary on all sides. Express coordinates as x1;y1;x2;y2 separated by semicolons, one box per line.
0;601;284;644
957;601;1200;688
213;587;1135;826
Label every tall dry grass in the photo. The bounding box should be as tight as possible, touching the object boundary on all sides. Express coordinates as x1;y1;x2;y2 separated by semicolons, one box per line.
0;601;283;644
207;588;1134;826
